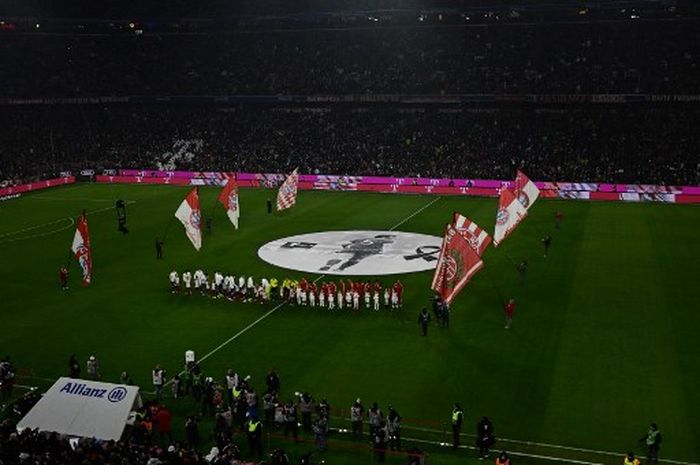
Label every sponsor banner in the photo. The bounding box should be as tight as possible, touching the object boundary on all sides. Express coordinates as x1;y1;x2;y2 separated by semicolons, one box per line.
258;230;442;276
0;176;75;198
97;171;700;204
79;169;95;176
59;171;73;177
95;175;190;185
16;377;139;442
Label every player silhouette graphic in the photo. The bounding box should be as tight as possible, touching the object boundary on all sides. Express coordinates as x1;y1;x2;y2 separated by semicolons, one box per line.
320;235;396;272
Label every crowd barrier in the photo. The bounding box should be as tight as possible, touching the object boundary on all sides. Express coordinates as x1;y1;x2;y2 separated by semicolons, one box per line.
94;170;700;204
0;176;75;198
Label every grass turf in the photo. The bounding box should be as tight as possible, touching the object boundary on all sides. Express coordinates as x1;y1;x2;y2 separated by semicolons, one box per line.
0;183;698;464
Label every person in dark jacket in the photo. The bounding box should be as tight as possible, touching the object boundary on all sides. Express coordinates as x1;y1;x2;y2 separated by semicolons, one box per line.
418;308;430;336
266;368;280;394
476;416;495;458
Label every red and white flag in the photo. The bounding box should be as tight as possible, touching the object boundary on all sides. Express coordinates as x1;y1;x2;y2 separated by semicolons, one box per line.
452;212;492;257
513;170;540;211
218;178;240;229
175;188;202;250
276;168;299;211
493;187;528;247
71;212;92;286
431;223;484;305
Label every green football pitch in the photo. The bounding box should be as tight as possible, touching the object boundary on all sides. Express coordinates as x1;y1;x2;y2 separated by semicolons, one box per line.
1;183;698;465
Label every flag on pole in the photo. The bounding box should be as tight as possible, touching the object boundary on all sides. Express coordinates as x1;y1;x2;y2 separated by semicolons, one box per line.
452;212;492;257
175;188;202;250
431;223;485;305
493;187;528;247
218;178;240;229
276;168;299;211
71;211;92;286
513;170;540;211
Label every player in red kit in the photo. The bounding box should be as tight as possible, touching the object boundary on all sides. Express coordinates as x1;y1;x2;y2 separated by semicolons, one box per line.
59;266;69;290
504;298;516;329
554;210;563;229
393;280;404;307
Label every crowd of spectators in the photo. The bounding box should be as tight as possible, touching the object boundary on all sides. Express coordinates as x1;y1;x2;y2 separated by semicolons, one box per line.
1;19;699;98
2;105;698;186
0;359;425;465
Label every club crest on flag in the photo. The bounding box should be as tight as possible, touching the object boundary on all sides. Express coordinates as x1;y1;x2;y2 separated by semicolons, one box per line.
445;254;459;283
496;208;510;225
228;193;238;211
514;170;540;211
75;245;90;279
174;188;202;250
430;224;484;305
518;191;530;208
71;212;92;286
189;210;201;229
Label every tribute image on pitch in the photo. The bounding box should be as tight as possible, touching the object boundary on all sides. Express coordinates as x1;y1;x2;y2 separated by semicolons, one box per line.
258;230;442;275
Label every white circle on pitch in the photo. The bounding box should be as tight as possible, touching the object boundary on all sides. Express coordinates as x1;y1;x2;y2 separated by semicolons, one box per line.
257;230;443;276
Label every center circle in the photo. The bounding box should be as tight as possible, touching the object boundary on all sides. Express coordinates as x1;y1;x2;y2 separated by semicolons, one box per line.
257;230;443;276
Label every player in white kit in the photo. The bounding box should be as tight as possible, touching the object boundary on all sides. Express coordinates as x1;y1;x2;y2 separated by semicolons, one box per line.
352;291;360;310
337;291;344;310
169;271;179;293
182;271;192;294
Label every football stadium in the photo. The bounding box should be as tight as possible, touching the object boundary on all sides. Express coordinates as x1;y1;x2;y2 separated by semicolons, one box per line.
1;2;699;465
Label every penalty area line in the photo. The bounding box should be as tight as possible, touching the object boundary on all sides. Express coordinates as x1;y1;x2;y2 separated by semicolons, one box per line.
0;201;137;241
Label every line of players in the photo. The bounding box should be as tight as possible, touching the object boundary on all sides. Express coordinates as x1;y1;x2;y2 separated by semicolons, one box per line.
168;270;405;311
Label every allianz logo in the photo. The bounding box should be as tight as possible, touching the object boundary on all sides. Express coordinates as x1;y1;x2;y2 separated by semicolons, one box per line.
59;383;128;403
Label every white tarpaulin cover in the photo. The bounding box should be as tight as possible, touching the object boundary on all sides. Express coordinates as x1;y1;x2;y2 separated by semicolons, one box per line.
17;377;139;441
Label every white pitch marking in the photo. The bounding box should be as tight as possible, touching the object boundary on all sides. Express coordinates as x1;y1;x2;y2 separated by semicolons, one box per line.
388;196;442;231
187;196;443;372
404;437;605;465
386;422;699;465
0;201;136;242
